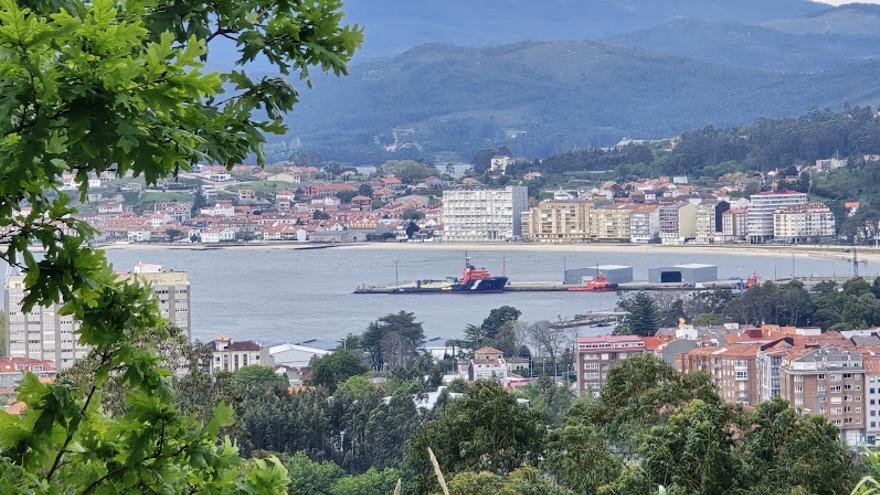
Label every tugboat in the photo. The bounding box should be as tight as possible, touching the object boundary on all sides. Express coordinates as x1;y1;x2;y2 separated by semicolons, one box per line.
389;256;508;294
567;272;618;292
451;257;509;293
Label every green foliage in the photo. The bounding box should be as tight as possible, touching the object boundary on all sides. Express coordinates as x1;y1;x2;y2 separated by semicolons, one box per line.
445;466;574;495
381;160;438;184
620;292;661;336
464;306;522;353
307;350;368;393
405;381;546;494
360;311;426;371
283;452;400;495
0;0;360;489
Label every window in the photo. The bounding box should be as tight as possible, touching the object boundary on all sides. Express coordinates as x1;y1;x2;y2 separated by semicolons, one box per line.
794;386;804;394
794;375;804;383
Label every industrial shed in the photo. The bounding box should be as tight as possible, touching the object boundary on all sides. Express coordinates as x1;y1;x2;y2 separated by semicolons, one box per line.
564;265;633;285
648;264;718;284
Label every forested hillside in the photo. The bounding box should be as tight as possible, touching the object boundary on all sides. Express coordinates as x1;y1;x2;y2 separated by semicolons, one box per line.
281;42;880;163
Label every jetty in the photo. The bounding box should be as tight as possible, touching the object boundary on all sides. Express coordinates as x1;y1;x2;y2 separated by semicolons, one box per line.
354;279;743;294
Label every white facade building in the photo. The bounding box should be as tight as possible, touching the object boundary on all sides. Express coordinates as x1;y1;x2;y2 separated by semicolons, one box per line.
747;191;807;243
772;203;836;242
442;186;528;242
4;264;191;370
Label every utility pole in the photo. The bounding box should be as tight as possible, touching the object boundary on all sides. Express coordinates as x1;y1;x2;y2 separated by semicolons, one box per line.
394;258;400;286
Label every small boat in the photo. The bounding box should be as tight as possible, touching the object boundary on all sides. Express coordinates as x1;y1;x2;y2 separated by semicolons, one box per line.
568;273;618;292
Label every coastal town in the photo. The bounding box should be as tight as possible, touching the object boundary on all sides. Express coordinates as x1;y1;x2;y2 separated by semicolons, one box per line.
44;151;871;248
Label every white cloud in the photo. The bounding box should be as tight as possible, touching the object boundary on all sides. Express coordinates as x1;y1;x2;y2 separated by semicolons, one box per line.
817;0;880;4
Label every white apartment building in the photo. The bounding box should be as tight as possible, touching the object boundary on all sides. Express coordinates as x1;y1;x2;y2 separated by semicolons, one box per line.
772;203;836;242
747;191;807;243
627;204;660;243
442;186;528;242
5;263;191;370
866;359;880;446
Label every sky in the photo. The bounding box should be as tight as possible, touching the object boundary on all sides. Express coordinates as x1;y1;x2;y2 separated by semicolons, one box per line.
819;0;880;4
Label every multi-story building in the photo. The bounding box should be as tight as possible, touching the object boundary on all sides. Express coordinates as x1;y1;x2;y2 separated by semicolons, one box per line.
694;202;718;244
627;204;661;243
779;345;865;446
5;263;191;370
588;204;631;241
442;186;529;242
865;358;880;446
659;202;696;245
208;338;270;373
722;207;748;242
121;262;191;336
523;200;592;242
576;335;661;395
747;191;807;243
677;342;761;405
773;203;836;242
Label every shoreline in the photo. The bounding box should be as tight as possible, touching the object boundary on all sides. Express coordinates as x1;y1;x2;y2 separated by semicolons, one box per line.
93;241;880;261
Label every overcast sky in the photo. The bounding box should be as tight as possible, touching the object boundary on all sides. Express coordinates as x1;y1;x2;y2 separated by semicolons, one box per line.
819;0;880;4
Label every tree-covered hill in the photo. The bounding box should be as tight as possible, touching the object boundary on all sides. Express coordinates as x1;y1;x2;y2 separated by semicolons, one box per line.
341;0;827;59
603;18;880;73
280;41;880;163
766;3;880;36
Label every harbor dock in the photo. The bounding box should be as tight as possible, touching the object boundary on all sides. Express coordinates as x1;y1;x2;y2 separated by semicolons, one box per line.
354;279;743;294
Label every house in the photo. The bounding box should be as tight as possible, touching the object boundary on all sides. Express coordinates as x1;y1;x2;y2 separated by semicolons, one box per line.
207;338;270;373
201;226;236;243
238;189;256;201
466;346;507;383
200;201;235;217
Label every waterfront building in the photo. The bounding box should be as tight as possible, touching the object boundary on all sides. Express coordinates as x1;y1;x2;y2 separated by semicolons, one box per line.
442;186;528;242
722;207;748;242
773;202;836;242
575;335;661;395
588;204;631;241
522;200;592;242
4;263;190;370
694;202;718;244
627;204;661;243
747;191;807;243
659;202;696;245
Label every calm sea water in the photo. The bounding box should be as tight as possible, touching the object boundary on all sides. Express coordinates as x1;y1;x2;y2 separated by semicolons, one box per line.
1;245;866;344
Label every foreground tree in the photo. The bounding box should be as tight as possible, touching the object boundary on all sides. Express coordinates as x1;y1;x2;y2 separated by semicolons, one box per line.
0;0;361;490
405;382;546;494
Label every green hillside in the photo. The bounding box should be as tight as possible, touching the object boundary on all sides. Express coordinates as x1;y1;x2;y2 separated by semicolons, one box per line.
281;41;880;162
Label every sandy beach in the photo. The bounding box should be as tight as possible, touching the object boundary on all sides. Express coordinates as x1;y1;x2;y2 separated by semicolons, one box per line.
95;241;880;262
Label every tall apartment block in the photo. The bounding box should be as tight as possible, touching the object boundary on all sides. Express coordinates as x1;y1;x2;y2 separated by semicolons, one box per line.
747;190;807;243
442;186;528;242
4;262;190;370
